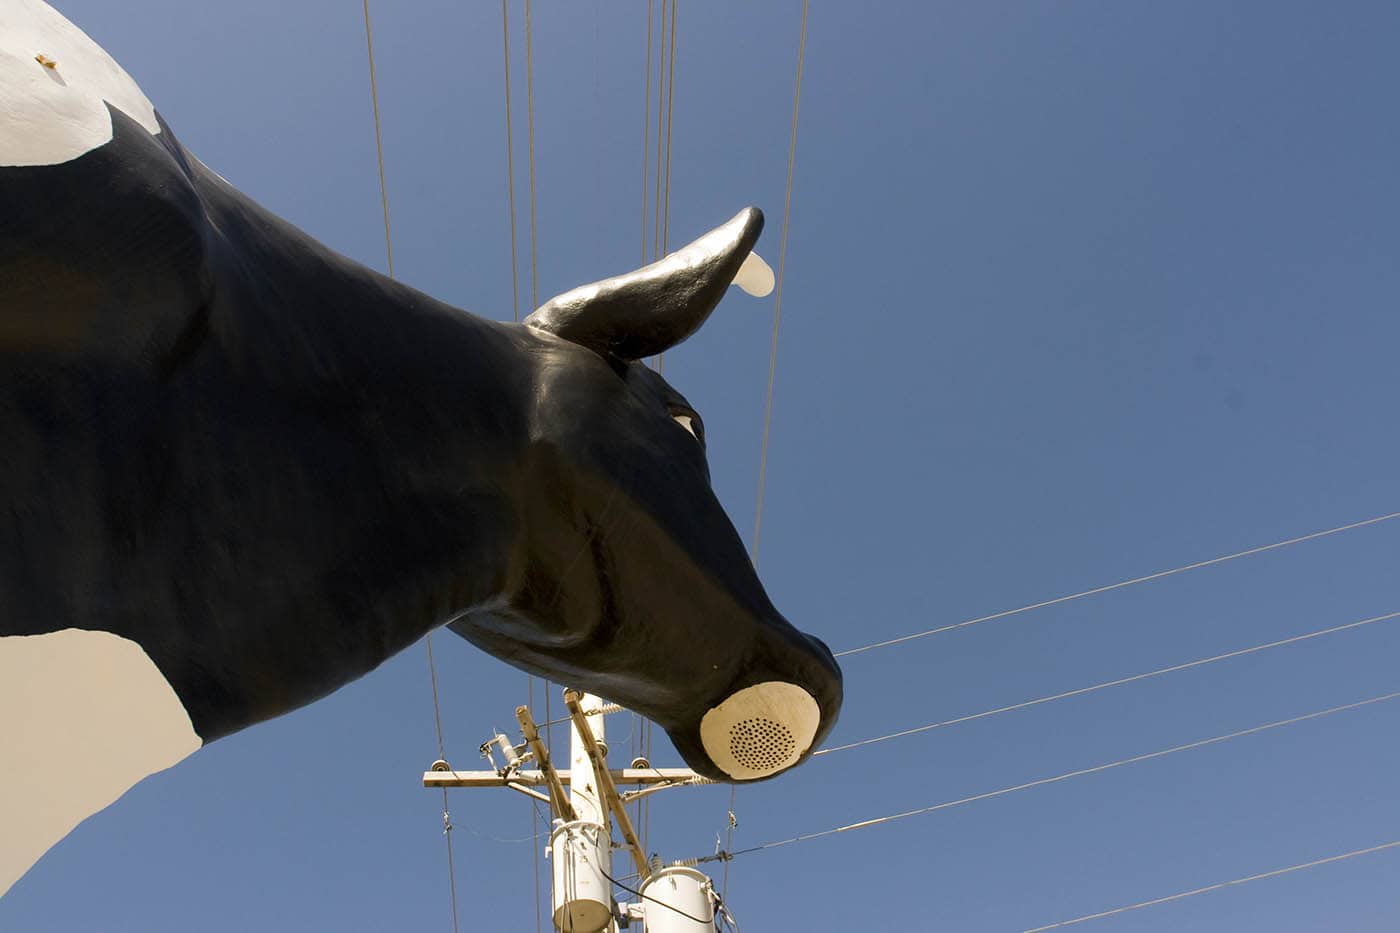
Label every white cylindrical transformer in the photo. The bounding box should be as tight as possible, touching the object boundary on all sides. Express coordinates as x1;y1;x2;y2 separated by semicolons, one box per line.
639;866;716;933
550;820;613;933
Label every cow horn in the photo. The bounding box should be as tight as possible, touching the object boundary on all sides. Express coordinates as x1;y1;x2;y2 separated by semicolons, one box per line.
523;207;764;360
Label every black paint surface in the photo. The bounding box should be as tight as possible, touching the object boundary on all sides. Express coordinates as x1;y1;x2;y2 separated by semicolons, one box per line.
0;106;841;781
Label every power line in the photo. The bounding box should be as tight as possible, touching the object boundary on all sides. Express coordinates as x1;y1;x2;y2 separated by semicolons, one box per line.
525;0;539;310
816;609;1400;756
751;0;810;564
518;11;563;914
1022;838;1400;931
836;510;1400;658
498;4;537;926
640;0;653;264
424;631;461;933
709;690;1400;861
652;0;667;263
661;0;677;254
500;0;521;322
642;0;673;840
361;0;394;279
656;0;678;374
725;0;813;905
360;5;458;930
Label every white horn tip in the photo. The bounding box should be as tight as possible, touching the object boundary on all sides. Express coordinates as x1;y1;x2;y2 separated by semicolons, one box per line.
732;250;775;298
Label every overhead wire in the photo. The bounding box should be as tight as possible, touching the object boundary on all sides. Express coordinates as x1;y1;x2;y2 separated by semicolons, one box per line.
707;690;1400;861
520;0;551;765
816;609;1400;756
644;2;679;829
836;510;1400;658
362;0;394;279
520;6;547;928
724;0;812;905
497;3;540;926
641;0;653;264
459;820;546;845
661;0;677;254
750;0;810;564
424;632;461;933
501;0;521;322
654;0;681;793
656;0;677;374
361;4;458;930
1022;838;1400;931
652;0;667;263
525;0;539;311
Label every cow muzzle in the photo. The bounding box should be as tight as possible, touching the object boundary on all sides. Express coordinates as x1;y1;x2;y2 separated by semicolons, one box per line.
698;681;821;780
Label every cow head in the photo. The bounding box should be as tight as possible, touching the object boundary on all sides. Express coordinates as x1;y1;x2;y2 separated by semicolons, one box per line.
449;209;842;781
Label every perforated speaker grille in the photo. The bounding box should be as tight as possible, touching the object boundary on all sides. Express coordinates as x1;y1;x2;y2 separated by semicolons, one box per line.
728;717;797;773
701;681;820;779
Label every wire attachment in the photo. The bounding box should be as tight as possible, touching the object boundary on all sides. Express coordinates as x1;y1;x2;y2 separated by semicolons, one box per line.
673;849;733;868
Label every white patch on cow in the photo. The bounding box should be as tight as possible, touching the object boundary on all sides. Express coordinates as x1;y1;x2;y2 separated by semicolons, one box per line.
672;413;697;439
0;0;160;166
732;250;775;298
0;629;201;897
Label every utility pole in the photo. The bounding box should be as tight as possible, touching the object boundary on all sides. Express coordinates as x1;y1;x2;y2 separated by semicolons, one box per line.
425;690;733;932
552;691;618;932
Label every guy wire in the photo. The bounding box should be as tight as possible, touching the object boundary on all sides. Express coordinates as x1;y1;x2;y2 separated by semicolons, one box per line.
361;4;458;929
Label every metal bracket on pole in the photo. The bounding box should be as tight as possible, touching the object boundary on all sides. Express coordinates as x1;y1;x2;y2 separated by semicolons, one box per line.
516;703;576;822
504;782;553;805
563;689;651;882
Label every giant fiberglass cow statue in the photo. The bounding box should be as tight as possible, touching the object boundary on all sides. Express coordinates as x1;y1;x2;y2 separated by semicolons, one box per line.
0;0;842;895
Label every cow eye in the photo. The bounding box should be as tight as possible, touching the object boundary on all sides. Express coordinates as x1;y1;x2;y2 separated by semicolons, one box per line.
669;408;705;445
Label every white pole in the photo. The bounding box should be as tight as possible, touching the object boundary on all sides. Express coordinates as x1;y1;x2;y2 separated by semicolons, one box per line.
550;693;615;933
570;693;610;832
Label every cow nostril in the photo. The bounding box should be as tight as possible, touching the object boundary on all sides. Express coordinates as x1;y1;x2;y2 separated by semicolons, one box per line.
700;681;819;780
728;717;797;773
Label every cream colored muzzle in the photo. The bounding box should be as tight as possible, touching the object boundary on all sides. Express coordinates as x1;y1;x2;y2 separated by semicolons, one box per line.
699;681;820;780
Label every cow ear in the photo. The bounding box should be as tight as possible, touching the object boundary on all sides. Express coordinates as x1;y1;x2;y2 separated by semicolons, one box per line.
524;208;765;360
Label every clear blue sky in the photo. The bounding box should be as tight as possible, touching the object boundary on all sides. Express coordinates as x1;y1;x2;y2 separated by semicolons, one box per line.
6;1;1400;930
